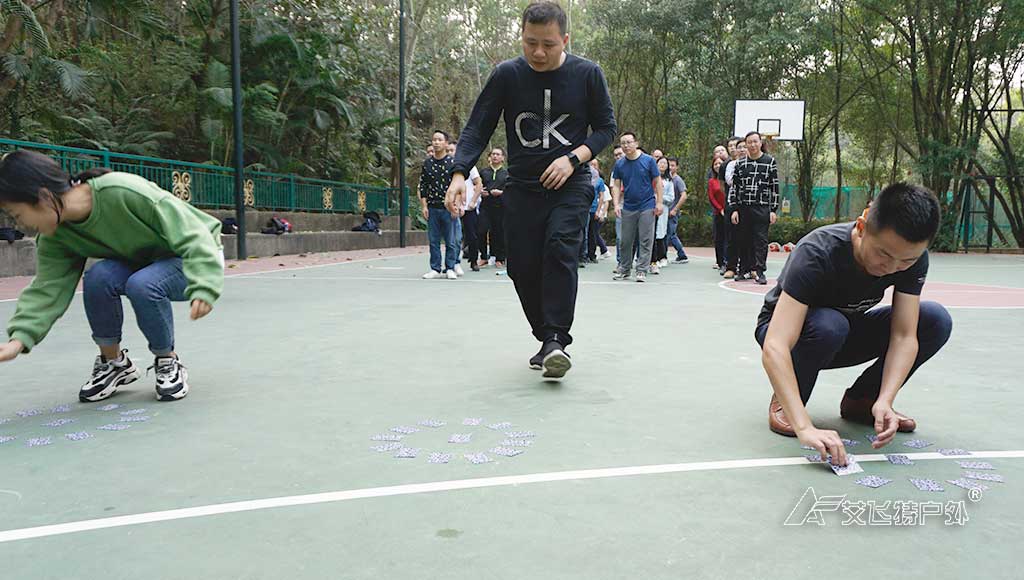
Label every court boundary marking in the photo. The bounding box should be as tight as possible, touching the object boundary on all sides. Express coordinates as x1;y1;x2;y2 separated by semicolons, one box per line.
717;280;1024;310
1;450;1021;544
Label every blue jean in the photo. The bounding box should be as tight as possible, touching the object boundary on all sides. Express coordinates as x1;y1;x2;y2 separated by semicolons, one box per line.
83;258;188;356
428;207;458;272
666;214;687;259
755;301;953;404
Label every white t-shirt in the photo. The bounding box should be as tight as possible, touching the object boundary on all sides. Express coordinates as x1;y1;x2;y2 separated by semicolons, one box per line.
462;166;481;211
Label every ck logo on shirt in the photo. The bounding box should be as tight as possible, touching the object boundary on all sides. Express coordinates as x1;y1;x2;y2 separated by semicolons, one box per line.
515;89;571;149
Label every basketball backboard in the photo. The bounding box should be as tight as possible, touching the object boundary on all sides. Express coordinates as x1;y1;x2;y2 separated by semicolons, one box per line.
734;100;805;141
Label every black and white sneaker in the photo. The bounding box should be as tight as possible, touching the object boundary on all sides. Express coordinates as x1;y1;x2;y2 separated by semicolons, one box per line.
529;347;544;370
540;340;572;379
79;350;142;402
150;355;190;401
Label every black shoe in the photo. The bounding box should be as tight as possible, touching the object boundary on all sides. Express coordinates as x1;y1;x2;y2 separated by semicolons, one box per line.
734;271;748;281
755;271;767;285
719;266;727;276
578;261;586;269
529;346;544;370
79;350;141;402
674;256;689;263
471;262;480;272
539;339;571;379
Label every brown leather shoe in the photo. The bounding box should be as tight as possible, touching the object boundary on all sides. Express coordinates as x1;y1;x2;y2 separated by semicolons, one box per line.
768;394;796;437
840;391;917;432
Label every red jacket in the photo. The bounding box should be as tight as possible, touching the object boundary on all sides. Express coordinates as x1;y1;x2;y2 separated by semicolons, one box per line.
708;176;725;213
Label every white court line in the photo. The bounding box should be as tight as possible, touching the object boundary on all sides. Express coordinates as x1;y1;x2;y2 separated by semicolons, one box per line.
1;450;1021;544
230;275;712;287
0;252;424;303
715;280;1024;310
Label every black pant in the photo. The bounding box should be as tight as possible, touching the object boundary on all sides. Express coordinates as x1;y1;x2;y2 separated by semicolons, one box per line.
712;211;726;267
586;213;601;260
755;302;953;404
461;211;480;263
503;177;591;346
734;205;770;274
724;213;740;272
478;203;505;262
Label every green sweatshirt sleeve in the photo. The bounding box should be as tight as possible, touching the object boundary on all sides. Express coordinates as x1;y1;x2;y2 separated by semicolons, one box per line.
150;197;225;305
6;237;87;353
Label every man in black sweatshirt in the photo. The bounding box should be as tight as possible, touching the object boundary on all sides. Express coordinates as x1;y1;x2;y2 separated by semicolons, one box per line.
448;1;616;379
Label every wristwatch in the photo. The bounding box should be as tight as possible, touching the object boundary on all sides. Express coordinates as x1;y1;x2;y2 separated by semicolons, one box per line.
566;152;581;167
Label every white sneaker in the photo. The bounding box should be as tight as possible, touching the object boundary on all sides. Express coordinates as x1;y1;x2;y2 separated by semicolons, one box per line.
454;264;465;277
489;257;496;266
660;258;669;267
600;252;611;260
651;264;660;275
423;271;443;279
446;270;458;280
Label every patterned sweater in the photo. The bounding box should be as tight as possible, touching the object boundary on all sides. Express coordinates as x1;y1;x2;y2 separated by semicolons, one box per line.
728;153;779;212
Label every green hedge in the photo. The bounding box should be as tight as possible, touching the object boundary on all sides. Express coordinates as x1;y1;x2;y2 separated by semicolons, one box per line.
600;214;837;246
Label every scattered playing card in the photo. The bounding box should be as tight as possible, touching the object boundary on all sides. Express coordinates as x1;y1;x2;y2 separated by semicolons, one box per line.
418;419;446;428
805;454;828;463
427;452;452;464
957;461;994;470
50;404;72;414
393;447;419;459
371;442;403;453
462;418;482;426
963;471;1004;483
448;433;472;444
464;453;493;464
97;404;121;412
16;409;43;418
370;434;403;442
903;439;932;449
120;409;148;416
42;418;75;427
64;431;93;442
830;457;864;477
909;478;944;492
886;454;914;465
501;439;534;447
490;446;524;457
855;476;893;488
486;422;513;431
946;478;990;492
866;434;879;443
800;445;816;450
0;435;15;445
26;437;52;447
0;418;11;425
390;426;420;435
504;431;535;438
840;438;860;447
937;448;971;456
119;415;151;423
97;423;132;431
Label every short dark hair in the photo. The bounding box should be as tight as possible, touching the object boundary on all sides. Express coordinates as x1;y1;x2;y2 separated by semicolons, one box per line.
431;129;450;142
620;131;638;142
522;1;567;35
730;136;742;143
667;157;679;164
490;146;505;156
745;131;761;141
866;182;942;243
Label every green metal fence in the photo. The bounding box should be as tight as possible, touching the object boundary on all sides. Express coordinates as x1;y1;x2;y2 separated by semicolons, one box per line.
0;138;407;216
780;184;873;221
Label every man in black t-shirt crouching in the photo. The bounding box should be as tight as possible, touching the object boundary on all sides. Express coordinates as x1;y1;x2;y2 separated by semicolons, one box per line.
756;183;952;466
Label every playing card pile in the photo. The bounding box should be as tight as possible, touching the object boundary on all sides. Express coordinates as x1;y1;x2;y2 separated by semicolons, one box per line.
490;446;524;457
418;419;446;428
909;478;944;492
902;439;932;449
64;432;93;442
97;423;131;431
464;453;493;464
427;452;452;464
97;404;121;412
855;475;893;489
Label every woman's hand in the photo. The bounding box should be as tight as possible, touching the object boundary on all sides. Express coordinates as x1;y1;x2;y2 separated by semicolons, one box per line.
190;300;213;320
0;340;24;363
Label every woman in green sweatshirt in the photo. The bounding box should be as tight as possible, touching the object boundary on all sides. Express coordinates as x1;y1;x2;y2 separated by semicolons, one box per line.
0;150;224;402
